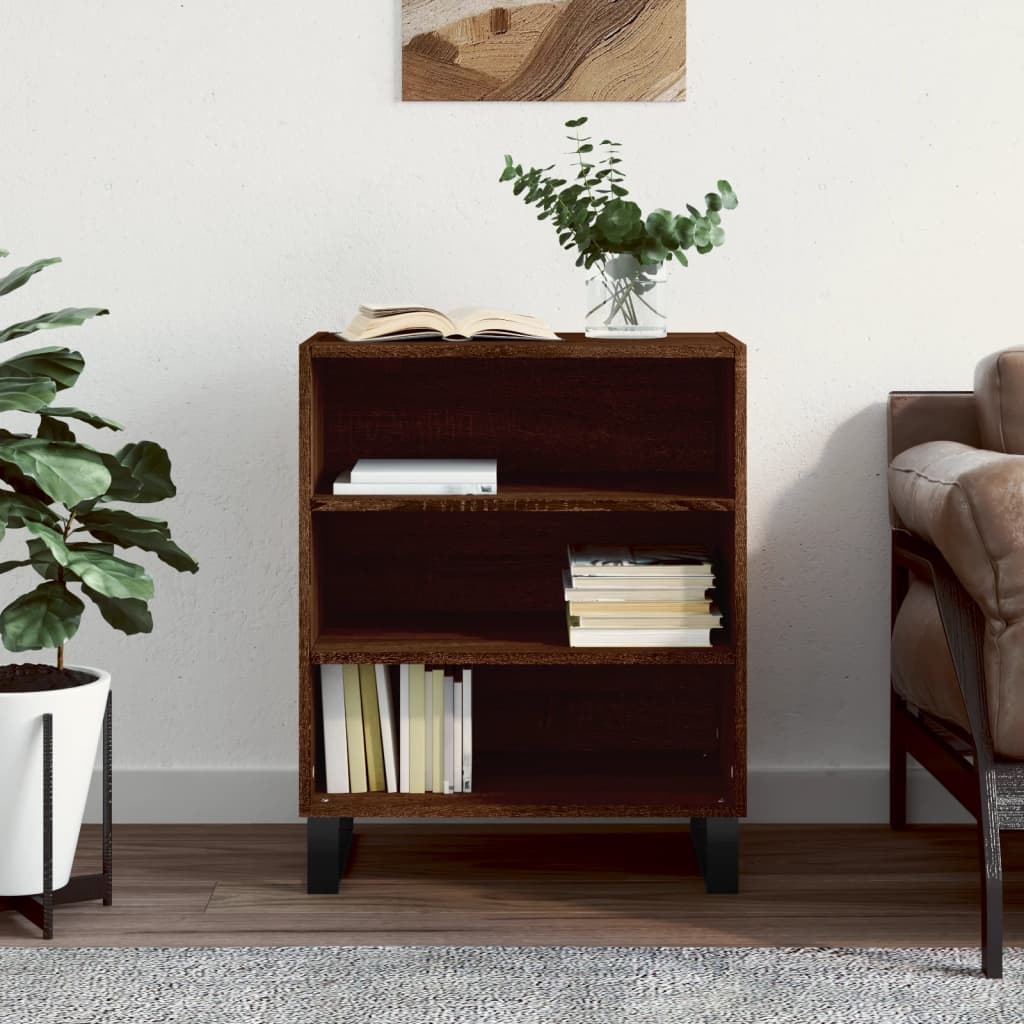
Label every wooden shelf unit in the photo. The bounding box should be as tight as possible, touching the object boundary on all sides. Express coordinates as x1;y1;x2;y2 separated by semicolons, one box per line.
299;332;747;892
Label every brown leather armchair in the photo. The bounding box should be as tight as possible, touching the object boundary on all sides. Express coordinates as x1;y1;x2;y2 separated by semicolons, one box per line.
889;350;1024;978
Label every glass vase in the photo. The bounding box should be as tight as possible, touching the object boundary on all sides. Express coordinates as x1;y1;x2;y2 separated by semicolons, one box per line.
585;254;667;339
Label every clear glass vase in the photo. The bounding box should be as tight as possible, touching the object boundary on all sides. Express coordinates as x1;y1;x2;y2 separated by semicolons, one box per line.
585;254;667;339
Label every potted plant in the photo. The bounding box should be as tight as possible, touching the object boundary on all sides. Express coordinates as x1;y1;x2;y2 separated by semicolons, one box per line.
0;248;197;897
500;116;738;338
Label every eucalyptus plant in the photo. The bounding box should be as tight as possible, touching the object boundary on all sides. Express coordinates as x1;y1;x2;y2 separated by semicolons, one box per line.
500;117;738;327
0;249;197;670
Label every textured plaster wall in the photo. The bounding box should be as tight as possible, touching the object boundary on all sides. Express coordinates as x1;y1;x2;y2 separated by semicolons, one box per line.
2;1;1023;817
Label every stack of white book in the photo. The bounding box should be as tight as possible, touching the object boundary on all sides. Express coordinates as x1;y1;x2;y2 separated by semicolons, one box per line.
320;663;473;794
564;545;722;647
333;459;497;495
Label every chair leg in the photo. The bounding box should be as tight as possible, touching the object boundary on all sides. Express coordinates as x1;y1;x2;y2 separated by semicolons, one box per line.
978;771;1003;979
889;691;907;830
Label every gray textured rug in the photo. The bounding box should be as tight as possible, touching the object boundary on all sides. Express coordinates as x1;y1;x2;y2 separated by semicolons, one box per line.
0;945;1018;1023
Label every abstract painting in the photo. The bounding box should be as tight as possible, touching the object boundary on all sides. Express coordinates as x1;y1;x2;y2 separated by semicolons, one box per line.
402;0;686;102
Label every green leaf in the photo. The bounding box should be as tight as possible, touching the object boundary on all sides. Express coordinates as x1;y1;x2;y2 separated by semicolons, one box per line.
696;242;714;255
0;307;108;345
718;180;739;210
595;200;644;245
95;452;141;502
110;441;176;503
564;117;588;128
62;547;154;600
26;538;64;581
24;520;72;567
0;581;84;651
706;192;724;213
610;184;629;197
578;143;594;153
0;440;110;507
37;416;75;442
711;226;727;247
0;257;61;297
76;508;199;573
637;238;669;265
0;559;31;574
0;376;57;413
81;584;152;636
646;208;682;249
42;406;123;431
0;492;59;531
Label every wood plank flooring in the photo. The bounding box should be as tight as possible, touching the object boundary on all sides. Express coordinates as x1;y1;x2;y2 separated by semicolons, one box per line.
1;823;1022;948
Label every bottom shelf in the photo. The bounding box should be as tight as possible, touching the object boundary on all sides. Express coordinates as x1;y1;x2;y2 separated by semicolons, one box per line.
308;751;737;818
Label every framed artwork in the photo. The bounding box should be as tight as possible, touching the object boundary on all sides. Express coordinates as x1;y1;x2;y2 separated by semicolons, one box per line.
402;0;687;102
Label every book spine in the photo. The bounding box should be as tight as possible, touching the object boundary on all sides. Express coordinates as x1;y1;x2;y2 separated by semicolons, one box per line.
399;664;410;794
359;663;386;792
443;674;454;795
375;664;399;794
431;669;444;794
453;679;463;794
461;669;472;794
342;664;367;793
319;665;349;794
408;664;426;794
423;669;433;792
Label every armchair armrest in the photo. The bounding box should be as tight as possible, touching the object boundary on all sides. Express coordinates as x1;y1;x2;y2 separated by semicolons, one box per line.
889;440;1024;627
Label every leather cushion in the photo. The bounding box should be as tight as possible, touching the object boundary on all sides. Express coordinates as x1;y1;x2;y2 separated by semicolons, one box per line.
976;348;1024;454
889;440;1024;757
891;579;970;734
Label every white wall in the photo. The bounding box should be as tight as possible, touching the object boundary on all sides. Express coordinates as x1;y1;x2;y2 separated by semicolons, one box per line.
3;1;1021;822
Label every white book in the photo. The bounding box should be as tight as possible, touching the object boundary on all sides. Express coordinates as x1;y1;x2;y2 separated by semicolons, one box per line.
350;458;497;484
320;665;349;793
375;664;399;794
408;664;427;794
461;669;473;794
399;664;410;793
424;671;433;792
453;679;463;794
443;674;455;794
333;474;495;495
431;668;444;793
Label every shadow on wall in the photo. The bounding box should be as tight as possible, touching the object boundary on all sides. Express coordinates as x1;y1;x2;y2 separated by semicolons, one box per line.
746;400;970;823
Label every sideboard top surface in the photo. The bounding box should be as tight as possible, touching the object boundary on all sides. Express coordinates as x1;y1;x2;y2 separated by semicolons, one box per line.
303;332;744;360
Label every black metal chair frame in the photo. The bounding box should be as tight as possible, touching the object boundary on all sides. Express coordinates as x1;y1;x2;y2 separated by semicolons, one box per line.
0;692;112;938
890;530;1012;978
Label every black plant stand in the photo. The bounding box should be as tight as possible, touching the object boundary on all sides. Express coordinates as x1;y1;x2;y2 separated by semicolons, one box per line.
0;692;112;938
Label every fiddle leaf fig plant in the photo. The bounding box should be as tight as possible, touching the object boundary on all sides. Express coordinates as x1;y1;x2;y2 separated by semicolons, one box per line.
0;248;197;669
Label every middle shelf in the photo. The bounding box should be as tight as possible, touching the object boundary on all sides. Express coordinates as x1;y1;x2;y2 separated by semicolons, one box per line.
313;613;735;665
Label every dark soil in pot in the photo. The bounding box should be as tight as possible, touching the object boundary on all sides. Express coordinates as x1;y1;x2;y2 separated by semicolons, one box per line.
0;664;96;693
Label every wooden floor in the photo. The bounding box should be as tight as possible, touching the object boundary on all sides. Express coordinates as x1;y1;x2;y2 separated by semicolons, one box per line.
1;823;1022;948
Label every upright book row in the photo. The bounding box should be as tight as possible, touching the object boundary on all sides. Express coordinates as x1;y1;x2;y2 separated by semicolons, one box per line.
319;664;472;795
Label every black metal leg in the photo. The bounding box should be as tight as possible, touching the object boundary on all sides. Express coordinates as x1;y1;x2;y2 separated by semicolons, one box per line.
2;701;113;938
102;692;113;906
42;713;54;939
978;772;1003;979
690;816;738;894
306;817;354;894
889;691;907;830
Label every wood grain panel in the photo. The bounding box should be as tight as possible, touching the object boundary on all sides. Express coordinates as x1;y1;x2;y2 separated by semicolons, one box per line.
4;824;1024;949
402;0;686;102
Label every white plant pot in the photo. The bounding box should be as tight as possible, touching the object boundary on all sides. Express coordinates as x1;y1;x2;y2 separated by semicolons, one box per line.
0;666;110;896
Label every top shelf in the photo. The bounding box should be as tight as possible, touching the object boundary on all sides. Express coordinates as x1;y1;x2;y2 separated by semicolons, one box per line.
303;332;743;361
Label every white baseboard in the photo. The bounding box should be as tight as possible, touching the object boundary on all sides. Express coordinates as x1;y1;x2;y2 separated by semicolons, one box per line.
83;762;973;825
